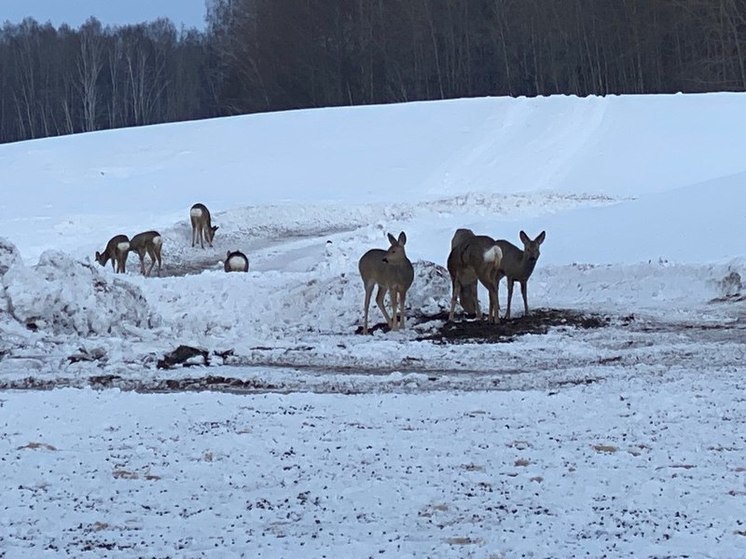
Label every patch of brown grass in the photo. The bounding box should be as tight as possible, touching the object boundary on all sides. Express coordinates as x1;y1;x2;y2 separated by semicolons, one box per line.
112;468;161;481
112;469;139;480
592;444;618;454
419;503;449;518
447;536;482;545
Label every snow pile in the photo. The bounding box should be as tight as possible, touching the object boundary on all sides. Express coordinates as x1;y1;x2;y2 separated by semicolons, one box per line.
0;238;22;315
2;245;159;336
0;237;21;276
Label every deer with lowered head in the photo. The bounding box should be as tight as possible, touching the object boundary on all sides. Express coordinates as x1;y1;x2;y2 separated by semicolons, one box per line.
224;250;249;272
128;230;163;277
358;231;414;335
190;203;218;249
496;230;546;319
448;228;480;317
95;234;130;274
447;230;503;323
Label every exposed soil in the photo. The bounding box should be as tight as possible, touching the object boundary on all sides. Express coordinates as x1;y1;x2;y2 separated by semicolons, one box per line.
356;307;611;343
423;307;611;343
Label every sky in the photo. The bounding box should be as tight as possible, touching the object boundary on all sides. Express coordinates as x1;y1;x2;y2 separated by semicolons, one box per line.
0;0;208;29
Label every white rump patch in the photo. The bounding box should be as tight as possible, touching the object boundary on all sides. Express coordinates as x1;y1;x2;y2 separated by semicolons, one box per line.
152;236;163;247
190;207;203;219
227;255;248;271
483;246;502;263
116;242;130;252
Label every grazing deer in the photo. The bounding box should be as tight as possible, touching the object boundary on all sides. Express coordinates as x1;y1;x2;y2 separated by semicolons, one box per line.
449;228;480;317
358;231;414;335
447;232;503;323
496;230;546;319
224;250;249;272
190;203;218;248
128;230;163;277
95;234;130;274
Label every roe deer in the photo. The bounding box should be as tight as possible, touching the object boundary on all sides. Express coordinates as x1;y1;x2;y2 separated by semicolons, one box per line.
358;231;414;335
128;230;163;277
190;203;218;248
448;233;503;323
224;250;249;272
95;234;130;273
448;228;480;317
496;230;546;319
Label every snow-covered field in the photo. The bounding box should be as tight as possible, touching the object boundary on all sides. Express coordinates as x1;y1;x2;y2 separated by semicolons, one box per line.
0;93;744;557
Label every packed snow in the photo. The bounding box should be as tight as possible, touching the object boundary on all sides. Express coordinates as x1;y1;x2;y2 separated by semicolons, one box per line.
0;93;744;558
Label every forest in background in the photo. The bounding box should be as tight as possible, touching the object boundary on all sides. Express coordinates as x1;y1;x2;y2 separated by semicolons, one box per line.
2;0;746;144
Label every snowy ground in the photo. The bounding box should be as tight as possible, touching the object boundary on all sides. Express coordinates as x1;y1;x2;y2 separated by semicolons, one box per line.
0;93;744;557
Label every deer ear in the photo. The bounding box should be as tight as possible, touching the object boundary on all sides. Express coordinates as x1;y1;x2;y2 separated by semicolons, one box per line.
398;231;407;246
95;251;101;259
226;251;231;259
536;231;546;244
519;230;530;244
387;233;397;245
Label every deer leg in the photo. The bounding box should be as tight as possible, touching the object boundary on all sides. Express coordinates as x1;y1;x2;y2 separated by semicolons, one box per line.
362;283;373;334
487;285;499;323
495;275;501;319
505;279;514;320
146;247;158;277
448;276;461;322
520;280;529;316
375;286;392;328
390;289;400;330
399;289;407;330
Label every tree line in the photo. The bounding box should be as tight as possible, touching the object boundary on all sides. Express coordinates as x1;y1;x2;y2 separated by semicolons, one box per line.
2;0;746;144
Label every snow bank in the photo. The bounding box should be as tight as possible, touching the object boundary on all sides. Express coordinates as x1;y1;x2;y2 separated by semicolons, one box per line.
2;246;159;336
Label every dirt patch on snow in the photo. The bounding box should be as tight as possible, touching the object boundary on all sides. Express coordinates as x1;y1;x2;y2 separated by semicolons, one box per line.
355;308;610;342
425;308;610;343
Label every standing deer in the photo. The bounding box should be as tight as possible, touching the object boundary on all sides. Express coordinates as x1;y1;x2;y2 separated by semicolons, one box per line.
358;231;414;335
448;228;480;317
190;203;218;248
496;230;546;319
128;230;163;277
95;234;130;273
224;250;249;272
447;232;503;323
